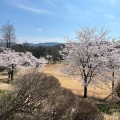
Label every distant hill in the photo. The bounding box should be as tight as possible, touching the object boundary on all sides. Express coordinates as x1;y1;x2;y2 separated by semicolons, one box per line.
27;42;62;47
0;42;63;47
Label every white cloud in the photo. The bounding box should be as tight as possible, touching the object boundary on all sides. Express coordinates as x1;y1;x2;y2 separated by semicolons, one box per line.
105;15;116;20
18;5;52;15
38;28;42;31
5;0;53;15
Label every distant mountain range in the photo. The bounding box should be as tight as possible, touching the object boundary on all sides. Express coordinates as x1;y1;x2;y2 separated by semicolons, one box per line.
0;42;63;47
27;42;62;47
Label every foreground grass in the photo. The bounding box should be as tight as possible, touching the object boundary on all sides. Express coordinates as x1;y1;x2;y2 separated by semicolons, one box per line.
97;102;120;115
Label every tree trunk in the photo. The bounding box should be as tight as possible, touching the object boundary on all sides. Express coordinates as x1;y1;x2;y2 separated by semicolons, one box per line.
8;72;10;78
11;64;14;80
11;70;13;80
7;41;9;48
112;81;114;93
84;86;87;98
112;71;114;93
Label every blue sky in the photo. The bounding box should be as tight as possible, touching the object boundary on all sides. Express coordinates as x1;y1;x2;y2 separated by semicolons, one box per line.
0;0;120;43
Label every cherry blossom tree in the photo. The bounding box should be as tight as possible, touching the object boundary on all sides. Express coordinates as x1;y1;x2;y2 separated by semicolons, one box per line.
60;27;110;98
0;47;46;80
104;40;120;94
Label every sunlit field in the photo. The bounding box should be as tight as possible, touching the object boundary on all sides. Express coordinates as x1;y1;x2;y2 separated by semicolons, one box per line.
0;72;12;91
0;64;111;98
43;64;111;99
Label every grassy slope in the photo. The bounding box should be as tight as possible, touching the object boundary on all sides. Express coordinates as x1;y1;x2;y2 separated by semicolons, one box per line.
43;64;111;99
0;64;111;98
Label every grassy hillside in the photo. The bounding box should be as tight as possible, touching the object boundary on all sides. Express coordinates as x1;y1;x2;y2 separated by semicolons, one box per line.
42;64;111;99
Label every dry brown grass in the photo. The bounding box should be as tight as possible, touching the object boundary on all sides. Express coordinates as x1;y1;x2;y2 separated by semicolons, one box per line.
42;64;111;99
104;112;120;120
0;76;12;91
0;83;12;91
0;64;111;98
0;67;30;91
0;64;114;97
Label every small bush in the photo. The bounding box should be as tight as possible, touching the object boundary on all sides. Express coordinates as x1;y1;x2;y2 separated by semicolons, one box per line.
0;66;6;72
69;97;103;120
36;87;103;120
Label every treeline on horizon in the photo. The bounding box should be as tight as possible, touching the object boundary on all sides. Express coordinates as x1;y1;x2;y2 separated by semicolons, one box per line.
11;43;65;63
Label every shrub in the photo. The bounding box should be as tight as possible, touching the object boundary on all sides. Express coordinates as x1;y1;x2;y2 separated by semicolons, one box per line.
0;72;103;120
37;91;103;120
70;98;103;120
0;72;61;120
0;66;6;72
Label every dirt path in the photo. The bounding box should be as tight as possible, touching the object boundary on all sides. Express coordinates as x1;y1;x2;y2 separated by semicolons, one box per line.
43;64;111;98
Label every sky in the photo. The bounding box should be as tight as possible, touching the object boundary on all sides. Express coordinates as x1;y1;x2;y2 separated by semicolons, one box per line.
0;0;120;43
